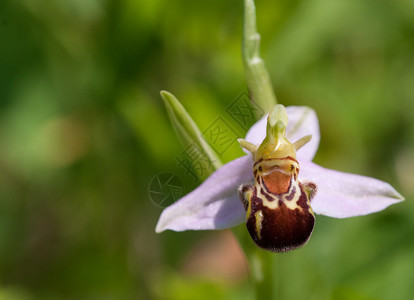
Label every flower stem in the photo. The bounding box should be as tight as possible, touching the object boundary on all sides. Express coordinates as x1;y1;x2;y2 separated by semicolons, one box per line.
250;247;276;299
233;226;276;299
243;0;278;113
241;1;278;296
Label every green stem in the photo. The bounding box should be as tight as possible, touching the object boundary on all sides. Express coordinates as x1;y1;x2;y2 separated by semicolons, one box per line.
250;248;276;299
233;226;276;299
240;2;279;298
243;0;278;114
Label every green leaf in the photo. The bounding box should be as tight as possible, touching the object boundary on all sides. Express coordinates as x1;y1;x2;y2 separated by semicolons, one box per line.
161;91;222;179
243;0;278;114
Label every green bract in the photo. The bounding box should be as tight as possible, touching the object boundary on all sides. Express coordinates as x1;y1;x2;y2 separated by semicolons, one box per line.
161;91;222;180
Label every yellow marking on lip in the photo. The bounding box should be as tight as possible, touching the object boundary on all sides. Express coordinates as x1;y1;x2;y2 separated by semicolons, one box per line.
256;186;279;209
255;210;264;240
245;189;253;219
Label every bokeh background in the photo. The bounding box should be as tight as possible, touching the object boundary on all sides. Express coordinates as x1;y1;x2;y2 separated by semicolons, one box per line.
1;0;414;299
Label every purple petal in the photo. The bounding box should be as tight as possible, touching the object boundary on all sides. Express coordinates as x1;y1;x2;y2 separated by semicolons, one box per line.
245;106;320;161
155;155;253;232
300;161;404;218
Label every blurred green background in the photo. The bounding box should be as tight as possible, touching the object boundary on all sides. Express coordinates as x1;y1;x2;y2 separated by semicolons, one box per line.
1;0;414;299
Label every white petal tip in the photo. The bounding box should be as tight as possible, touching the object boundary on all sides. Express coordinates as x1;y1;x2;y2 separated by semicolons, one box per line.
153;156;253;233
301;161;405;219
155;223;164;233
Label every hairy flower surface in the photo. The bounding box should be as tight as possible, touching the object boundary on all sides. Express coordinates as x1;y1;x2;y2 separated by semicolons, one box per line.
156;106;404;245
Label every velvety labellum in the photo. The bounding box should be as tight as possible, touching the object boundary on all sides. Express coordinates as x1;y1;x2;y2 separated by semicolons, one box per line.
238;105;316;253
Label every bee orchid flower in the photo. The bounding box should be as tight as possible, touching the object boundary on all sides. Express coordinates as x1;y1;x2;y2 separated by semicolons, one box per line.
155;105;404;252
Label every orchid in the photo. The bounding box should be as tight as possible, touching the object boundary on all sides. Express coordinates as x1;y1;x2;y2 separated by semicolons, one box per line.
155;0;404;255
156;104;404;251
